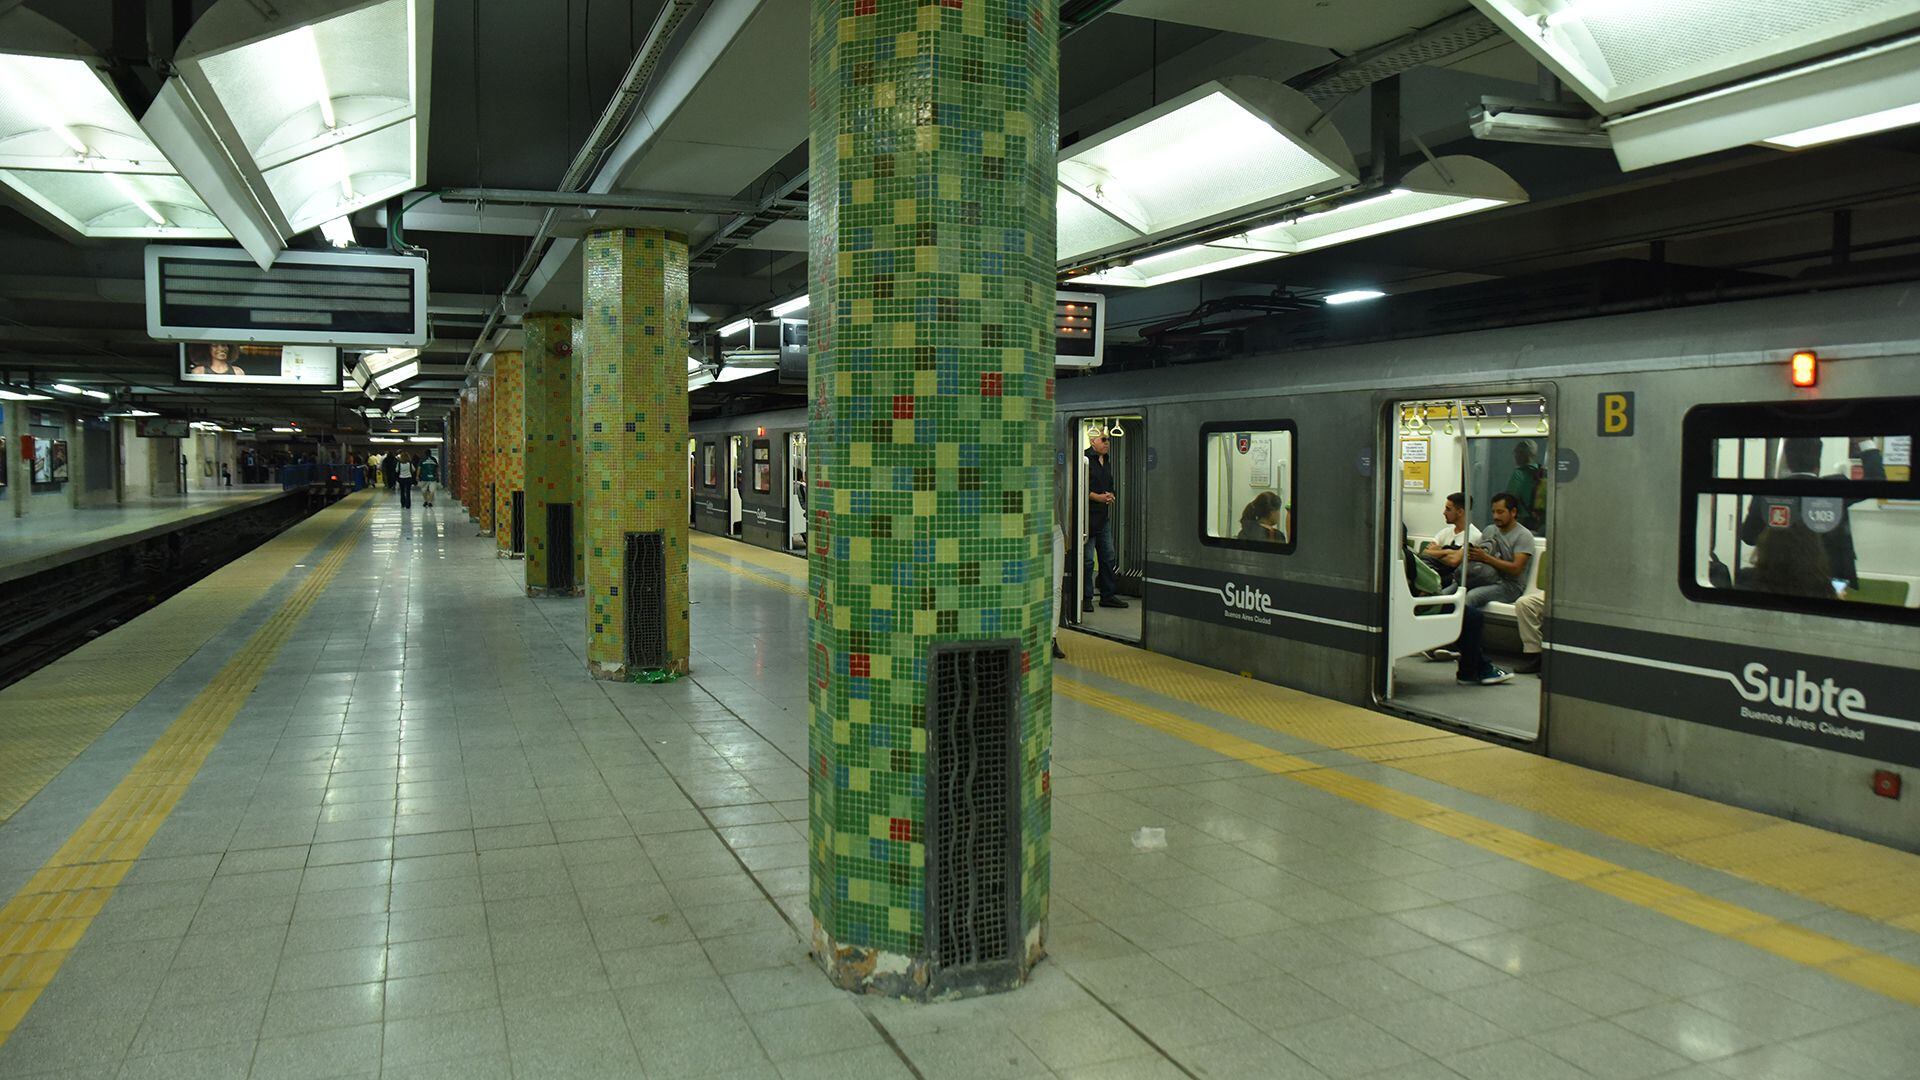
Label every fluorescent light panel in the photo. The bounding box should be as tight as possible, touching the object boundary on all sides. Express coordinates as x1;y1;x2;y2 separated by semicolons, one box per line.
372;360;419;389
320;216;355;247
0;388;53;401
160;0;429;247
1056;77;1357;265
770;294;810;318
1472;1;1920;113
0;52;227;239
718;318;752;338
1072;157;1524;288
1324;290;1385;305
389;395;421;414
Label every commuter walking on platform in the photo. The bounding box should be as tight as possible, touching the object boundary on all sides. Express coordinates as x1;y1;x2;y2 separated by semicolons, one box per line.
420;453;438;507
382;453;398;490
396;453;415;509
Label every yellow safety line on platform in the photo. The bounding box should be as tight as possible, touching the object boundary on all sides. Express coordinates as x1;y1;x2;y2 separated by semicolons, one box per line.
1054;675;1920;1008
687;549;1920;1004
690;546;807;598
0;494;370;1040
0;492;374;824
1058;632;1920;935
689;532;808;578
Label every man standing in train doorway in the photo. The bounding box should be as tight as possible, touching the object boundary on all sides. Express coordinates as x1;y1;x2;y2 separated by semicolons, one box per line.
1084;429;1128;611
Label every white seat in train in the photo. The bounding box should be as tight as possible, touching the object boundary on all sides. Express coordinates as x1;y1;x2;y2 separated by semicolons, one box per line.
1482;538;1545;619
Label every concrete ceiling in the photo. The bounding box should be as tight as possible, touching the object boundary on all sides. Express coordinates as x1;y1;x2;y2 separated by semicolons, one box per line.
1;0;1917;428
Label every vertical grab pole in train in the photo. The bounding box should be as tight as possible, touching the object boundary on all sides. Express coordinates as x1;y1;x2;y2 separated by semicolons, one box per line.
1385;400;1468;697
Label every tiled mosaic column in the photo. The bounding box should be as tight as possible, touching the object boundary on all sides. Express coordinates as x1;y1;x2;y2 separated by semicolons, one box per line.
523;313;585;596
806;0;1058;997
492;350;526;558
582;228;691;679
474;374;494;533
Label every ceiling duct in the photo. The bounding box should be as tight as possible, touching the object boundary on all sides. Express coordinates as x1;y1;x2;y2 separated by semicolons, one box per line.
0;8;227;240
143;0;433;268
1070;155;1526;289
1470;1;1920;169
1057;77;1358;267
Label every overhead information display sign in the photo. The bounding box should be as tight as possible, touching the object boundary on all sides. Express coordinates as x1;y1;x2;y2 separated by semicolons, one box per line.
180;344;341;387
144;245;428;348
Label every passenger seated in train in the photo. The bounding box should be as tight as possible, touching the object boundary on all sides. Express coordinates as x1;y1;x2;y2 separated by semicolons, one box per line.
1513;591;1545;674
1237;491;1287;544
1403;525;1443;597
1465;491;1536;607
1736;436;1883;593
1419;491;1479;589
1738;525;1837;599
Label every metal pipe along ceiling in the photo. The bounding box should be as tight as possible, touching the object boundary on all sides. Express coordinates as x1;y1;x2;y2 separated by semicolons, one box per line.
465;0;700;371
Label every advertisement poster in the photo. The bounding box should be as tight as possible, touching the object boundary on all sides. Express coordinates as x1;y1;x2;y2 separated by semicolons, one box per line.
180;344;340;387
1400;437;1430;491
32;438;68;483
136;417;192;438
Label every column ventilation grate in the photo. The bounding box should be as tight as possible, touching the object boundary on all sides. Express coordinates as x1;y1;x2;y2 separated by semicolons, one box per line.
546;504;576;591
925;641;1022;989
623;531;667;671
509;491;526;554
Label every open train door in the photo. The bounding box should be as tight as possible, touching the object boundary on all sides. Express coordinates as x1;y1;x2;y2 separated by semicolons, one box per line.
1384;399;1467;699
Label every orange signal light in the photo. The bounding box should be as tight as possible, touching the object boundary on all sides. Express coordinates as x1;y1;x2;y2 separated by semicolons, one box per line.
1790;351;1817;387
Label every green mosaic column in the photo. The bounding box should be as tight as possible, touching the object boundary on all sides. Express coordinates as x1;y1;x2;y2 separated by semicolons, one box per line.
523;313;585;596
806;0;1058;997
582;228;691;679
492;350;526;557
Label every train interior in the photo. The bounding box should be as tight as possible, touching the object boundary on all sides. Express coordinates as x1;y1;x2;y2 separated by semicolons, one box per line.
1068;413;1146;643
727;434;745;536
1386;395;1551;742
787;431;807;551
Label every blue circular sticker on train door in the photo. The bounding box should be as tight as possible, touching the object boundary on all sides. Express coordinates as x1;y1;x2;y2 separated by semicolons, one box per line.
1803;496;1844;533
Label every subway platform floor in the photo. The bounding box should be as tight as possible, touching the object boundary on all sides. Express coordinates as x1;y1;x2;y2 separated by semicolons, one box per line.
0;490;1916;1079
0;484;293;584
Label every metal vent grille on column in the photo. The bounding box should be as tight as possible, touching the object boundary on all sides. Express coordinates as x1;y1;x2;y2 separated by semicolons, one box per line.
547;504;576;591
623;531;668;671
509;491;526;555
925;641;1022;987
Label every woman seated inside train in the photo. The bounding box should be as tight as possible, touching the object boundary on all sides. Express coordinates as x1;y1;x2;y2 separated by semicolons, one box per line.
1237;491;1286;543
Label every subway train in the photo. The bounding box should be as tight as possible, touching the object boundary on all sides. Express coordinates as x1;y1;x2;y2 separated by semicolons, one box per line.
691;284;1920;850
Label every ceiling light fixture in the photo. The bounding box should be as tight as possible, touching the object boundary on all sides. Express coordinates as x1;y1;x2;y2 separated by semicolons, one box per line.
370;435;404;443
1324;289;1386;305
0;36;227;241
718;318;752;338
688;369;715;391
408;435;441;443
372;360;419;390
390;395;421;414
142;0;433;268
1761;99;1920;149
1056;76;1358;266
51;383;83;395
106;408;161;417
271;425;299;433
1071;157;1524;288
319;215;354;247
0;387;54;401
769;294;810;318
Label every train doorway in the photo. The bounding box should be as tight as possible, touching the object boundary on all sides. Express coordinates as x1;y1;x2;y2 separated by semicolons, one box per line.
1382;395;1550;742
727;435;745;537
1068;413;1145;643
786;432;807;552
688;439;698;527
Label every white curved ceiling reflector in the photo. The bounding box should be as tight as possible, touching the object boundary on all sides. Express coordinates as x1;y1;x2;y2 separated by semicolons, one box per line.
1070;157;1525;289
144;0;433;267
0;45;226;239
1470;1;1920;169
1057;76;1358;266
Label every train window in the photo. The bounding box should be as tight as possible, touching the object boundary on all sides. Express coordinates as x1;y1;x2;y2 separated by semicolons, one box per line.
701;442;717;487
1682;398;1919;624
752;440;772;493
1199;421;1296;553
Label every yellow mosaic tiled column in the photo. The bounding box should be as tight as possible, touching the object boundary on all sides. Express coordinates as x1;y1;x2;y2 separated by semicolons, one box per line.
582;228;691;679
492;351;526;557
474;374;494;533
523;313;584;595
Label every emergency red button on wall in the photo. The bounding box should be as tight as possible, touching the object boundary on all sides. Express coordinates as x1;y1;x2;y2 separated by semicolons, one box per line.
1790;350;1818;387
1872;770;1901;800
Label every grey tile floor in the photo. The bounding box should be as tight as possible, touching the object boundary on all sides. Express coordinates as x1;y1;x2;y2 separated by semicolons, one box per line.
1;494;1916;1079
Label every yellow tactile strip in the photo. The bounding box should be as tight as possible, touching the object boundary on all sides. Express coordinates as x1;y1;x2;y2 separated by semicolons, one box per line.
690;543;807;599
1056;676;1920;1008
0;494;369;1040
1060;631;1920;936
0;492;375;823
690;533;807;580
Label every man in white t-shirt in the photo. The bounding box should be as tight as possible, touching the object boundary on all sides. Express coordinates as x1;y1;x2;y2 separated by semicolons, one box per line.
1420;491;1480;588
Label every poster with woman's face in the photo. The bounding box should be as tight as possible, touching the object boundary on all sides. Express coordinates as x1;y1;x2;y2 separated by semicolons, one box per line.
184;343;283;380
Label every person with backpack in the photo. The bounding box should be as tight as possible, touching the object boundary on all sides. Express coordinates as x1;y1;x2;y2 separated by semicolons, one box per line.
396;453;415;508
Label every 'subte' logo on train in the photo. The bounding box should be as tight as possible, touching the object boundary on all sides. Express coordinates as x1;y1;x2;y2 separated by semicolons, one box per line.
1736;663;1869;721
1220;582;1272;613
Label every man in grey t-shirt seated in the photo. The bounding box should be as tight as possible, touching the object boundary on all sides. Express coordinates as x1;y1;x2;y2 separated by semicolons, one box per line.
1466;491;1535;608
